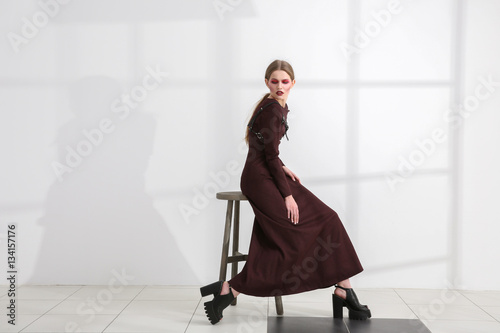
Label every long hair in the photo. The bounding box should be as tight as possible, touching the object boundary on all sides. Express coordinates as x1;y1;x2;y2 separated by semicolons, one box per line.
245;60;295;145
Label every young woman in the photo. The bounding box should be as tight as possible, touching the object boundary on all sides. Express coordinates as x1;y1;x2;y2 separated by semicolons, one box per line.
200;60;371;324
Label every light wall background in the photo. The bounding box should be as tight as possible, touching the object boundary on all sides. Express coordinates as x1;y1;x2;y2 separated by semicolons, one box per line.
0;0;499;290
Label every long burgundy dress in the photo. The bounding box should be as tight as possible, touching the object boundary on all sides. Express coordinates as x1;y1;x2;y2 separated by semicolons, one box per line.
229;98;363;297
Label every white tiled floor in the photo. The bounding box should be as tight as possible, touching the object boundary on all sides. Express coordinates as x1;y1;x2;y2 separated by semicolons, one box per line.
0;286;498;332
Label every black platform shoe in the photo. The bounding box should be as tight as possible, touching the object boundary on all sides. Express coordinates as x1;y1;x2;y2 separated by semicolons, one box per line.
333;285;371;320
200;281;235;325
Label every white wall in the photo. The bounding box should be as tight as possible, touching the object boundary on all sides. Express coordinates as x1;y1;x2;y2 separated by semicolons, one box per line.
461;0;500;291
0;0;498;290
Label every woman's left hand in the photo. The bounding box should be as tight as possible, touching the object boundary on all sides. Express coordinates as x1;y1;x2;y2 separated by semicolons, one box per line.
283;166;301;184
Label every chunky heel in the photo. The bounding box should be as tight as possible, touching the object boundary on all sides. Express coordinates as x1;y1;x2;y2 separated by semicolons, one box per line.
332;285;371;320
200;281;235;325
204;300;219;325
333;294;344;318
200;281;223;297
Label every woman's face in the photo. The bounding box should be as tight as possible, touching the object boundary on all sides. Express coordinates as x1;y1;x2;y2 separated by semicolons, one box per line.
265;70;295;104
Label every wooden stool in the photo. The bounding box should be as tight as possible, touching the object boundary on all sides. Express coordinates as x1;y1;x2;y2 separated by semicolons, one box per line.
216;191;284;315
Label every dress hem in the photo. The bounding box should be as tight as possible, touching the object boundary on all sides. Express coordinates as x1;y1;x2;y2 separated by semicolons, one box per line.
229;268;363;298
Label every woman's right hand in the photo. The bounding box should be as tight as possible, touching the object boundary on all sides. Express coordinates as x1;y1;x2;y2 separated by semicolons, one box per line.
285;195;299;225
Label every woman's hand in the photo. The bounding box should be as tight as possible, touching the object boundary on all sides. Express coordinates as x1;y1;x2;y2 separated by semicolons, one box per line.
283;166;301;184
285;195;299;225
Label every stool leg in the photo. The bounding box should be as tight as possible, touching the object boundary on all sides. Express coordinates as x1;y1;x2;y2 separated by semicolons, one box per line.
219;200;233;282
231;200;241;306
275;296;284;315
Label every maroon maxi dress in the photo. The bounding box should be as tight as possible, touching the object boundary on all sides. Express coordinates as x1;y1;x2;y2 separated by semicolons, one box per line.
229;98;363;297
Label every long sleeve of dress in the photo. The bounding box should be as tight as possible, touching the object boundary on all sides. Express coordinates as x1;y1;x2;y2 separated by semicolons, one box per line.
258;106;292;198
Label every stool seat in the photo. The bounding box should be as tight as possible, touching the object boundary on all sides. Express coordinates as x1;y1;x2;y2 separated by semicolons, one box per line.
216;191;284;316
216;191;247;201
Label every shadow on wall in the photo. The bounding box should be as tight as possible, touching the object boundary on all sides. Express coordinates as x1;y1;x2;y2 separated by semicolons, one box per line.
29;76;196;285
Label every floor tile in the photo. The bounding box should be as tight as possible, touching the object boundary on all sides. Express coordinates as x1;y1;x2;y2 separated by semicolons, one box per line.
188;312;268;333
354;289;407;305
0;286;8;298
482;306;500;321
67;285;144;301
103;314;190;332
279;288;333;303
22;314;116;332
423;319;500;333
410;304;495;322
267;317;431;333
268;301;332;317
46;299;130;315
121;300;199;316
395;289;474;306
15;299;62;315
346;318;431;333
0;286;82;300
0;314;41;332
135;286;201;301
461;290;500;307
367;303;417;319
267;316;348;333
1;285;498;333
